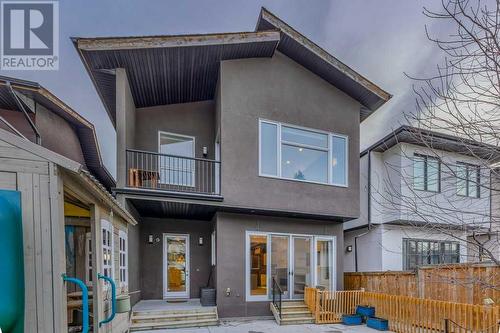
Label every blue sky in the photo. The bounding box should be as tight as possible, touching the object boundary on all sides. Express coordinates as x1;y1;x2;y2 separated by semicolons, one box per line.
0;0;444;176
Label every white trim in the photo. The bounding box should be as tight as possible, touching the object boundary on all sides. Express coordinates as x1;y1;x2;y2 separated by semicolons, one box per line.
245;231;336;302
163;233;190;299
101;219;114;283
118;229;128;288
85;232;92;286
158;131;196;187
258;118;348;187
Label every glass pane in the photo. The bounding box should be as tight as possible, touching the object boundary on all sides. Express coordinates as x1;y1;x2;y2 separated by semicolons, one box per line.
282;126;328;148
282;144;328;183
414;156;425;190
457;164;467;196
293;237;311;298
427;158;440;192
260;122;278;176
250;235;267;296
468;167;479;198
316;240;332;290
159;133;194;157
332;136;347;185
167;237;187;293
270;236;289;297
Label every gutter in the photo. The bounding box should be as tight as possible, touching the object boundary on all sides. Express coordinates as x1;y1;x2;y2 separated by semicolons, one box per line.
354;150;372;272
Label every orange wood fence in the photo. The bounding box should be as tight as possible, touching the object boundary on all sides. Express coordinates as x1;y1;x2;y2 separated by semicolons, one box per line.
304;288;500;332
345;263;500;304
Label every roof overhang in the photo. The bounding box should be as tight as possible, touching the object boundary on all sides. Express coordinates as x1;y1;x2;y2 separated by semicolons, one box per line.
361;125;500;161
73;7;390;127
0;75;115;190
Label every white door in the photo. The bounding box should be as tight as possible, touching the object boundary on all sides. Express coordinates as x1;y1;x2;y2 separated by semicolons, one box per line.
290;236;313;299
158;131;195;186
164;234;190;299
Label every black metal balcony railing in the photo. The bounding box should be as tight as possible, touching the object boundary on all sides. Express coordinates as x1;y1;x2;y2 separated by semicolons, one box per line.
126;149;221;196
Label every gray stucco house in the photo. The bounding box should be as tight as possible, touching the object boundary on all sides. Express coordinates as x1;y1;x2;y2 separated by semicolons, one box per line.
74;7;390;321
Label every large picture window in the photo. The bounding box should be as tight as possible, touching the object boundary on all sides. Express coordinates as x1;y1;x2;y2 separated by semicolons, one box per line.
403;238;460;270
413;154;440;192
259;120;348;186
456;162;480;198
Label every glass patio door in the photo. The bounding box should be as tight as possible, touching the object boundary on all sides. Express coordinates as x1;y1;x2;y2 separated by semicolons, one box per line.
270;235;290;299
315;238;334;290
164;234;190;299
291;237;312;299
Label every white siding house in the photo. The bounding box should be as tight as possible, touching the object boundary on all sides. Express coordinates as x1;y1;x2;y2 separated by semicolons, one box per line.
345;126;494;272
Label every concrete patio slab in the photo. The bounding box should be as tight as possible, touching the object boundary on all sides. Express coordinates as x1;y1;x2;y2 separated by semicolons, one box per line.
139;318;394;333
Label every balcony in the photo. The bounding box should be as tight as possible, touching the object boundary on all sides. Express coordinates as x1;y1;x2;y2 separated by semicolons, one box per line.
126;149;221;197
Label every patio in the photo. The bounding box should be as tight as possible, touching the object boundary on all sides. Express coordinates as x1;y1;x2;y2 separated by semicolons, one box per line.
139;319;393;333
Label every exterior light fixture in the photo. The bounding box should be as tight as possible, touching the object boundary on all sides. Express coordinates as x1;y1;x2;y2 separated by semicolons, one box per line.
346;245;353;252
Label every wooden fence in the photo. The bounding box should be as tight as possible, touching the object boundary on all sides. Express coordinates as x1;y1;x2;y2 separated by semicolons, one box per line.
304;288;500;333
345;263;500;304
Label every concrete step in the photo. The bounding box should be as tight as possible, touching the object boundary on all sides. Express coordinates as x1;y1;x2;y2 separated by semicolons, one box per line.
280;316;315;325
281;310;313;319
132;313;217;323
132;307;217;317
130;318;218;331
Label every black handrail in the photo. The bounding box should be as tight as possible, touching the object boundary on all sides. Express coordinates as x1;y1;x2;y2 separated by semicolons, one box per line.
127;148;220;163
272;277;283;319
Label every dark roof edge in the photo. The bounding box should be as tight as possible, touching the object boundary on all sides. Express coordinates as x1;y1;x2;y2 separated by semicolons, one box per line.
360;125;499;158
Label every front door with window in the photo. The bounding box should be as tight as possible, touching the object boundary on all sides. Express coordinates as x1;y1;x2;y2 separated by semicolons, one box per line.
164;234;190;299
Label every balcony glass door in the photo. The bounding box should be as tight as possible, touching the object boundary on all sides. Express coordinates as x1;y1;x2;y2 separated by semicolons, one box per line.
164;234;190;299
158;131;195;187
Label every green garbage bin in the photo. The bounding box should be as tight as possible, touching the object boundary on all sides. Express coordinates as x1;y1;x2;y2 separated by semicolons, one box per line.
116;295;131;313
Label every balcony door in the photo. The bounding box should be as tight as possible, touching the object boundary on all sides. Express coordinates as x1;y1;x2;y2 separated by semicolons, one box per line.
158;131;195;187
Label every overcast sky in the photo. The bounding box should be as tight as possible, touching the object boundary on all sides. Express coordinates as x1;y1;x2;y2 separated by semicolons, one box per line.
0;0;446;177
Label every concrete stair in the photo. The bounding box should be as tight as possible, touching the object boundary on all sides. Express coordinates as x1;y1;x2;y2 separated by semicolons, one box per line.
270;300;315;325
129;307;218;331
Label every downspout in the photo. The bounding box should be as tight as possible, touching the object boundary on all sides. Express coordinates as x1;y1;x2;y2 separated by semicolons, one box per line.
6;82;41;145
354;150;372;272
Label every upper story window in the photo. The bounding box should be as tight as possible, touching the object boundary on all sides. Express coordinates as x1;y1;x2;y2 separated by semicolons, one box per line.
456;162;480;198
413;154;440;192
259;119;348;186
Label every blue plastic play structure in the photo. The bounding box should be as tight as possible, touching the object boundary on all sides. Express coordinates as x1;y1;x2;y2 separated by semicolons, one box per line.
0;190;24;333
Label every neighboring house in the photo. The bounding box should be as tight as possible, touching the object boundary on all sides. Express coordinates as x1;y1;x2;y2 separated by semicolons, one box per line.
74;7;390;320
0;84;137;332
344;126;497;272
0;75;114;190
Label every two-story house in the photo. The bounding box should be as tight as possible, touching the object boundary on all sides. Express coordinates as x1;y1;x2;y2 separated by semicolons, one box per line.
344;126;496;272
74;8;390;321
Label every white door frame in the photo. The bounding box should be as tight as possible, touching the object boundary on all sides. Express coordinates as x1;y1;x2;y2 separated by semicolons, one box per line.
245;231;336;302
163;233;190;299
289;236;314;299
313;236;336;292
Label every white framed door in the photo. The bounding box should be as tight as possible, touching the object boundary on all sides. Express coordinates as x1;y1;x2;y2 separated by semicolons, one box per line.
313;236;336;291
290;236;313;299
158;131;195;187
163;234;190;299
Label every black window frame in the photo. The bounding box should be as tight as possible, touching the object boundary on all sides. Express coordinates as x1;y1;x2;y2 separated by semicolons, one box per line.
403;238;460;270
413;154;441;193
456;162;481;198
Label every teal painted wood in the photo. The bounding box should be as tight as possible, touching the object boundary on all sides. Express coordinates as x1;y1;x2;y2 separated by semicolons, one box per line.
98;273;116;327
62;275;89;333
0;190;24;333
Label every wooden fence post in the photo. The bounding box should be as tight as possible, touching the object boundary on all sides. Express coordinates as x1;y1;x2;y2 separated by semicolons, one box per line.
444;318;449;333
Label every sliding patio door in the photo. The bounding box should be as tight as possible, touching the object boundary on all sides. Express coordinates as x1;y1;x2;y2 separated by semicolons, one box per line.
291;237;312;299
270;235;290;299
315;238;334;290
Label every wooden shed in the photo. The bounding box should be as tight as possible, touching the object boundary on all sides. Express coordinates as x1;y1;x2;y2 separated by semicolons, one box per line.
0;128;137;333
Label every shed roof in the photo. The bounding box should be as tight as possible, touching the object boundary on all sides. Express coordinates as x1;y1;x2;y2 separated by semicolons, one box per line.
73;7;390;127
0;75;115;190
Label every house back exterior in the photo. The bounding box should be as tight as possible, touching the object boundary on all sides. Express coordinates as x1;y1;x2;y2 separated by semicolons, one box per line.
344;126;497;272
74;8;390;318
